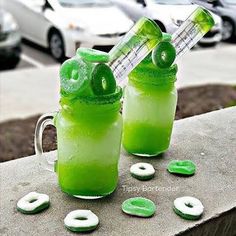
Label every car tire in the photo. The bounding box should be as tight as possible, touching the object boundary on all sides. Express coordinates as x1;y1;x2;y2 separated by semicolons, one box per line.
154;20;166;33
49;30;66;63
198;42;217;48
222;19;234;41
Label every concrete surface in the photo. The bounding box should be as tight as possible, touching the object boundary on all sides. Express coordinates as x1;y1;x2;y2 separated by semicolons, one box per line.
0;66;60;122
0;107;235;236
1;45;236;122
177;44;236;88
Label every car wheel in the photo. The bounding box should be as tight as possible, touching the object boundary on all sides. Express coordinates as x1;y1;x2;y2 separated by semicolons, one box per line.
0;56;20;70
222;19;234;41
49;30;65;62
198;42;217;47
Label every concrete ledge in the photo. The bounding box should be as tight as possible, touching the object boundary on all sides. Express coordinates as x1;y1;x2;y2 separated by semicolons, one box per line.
0;107;236;235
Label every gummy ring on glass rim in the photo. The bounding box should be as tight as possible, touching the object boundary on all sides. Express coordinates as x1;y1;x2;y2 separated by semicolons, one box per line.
130;162;155;180
173;196;204;220
64;210;99;233
152;41;176;68
60;57;92;97
77;48;110;63
17;192;50;214
91;63;116;96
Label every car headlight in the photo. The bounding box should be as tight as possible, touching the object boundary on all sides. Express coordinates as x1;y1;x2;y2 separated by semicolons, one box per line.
2;12;18;32
172;18;184;27
67;23;85;32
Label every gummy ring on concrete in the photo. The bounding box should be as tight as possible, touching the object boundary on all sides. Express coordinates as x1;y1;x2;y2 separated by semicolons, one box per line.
173;196;204;220
60;57;91;96
130;163;155;180
122;197;156;218
77;48;110;63
17;192;50;214
91;63;116;96
64;210;99;233
152;41;176;68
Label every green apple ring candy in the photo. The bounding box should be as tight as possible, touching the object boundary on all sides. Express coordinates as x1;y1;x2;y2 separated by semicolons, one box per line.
130;162;155;180
64;210;99;233
173;196;204;220
122;197;156;218
162;33;172;42
60;57;90;96
77;48;110;63
152;41;176;68
167;160;196;176
17;192;50;214
91;63;116;96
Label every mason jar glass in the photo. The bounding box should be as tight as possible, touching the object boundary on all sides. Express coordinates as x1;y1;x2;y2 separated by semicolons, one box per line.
122;64;178;157
35;90;123;199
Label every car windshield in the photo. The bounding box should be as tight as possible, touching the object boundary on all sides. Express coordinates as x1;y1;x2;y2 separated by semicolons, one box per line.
150;0;192;5
224;0;236;4
58;0;111;7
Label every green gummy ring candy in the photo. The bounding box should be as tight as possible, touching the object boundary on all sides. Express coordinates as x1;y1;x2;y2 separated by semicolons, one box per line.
60;57;90;96
91;63;116;96
77;48;110;63
173;196;204;220
17;192;50;214
64;210;99;233
162;33;172;42
152;41;176;68
130;163;155;181
167;160;196;176
122;197;156;218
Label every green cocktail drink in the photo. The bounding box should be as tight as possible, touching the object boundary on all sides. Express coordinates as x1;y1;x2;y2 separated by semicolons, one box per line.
56;93;122;198
35;49;123;199
122;54;178;156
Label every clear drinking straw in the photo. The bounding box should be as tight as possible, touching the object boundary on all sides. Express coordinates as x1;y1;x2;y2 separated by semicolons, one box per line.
172;7;215;59
109;7;214;86
108;17;162;86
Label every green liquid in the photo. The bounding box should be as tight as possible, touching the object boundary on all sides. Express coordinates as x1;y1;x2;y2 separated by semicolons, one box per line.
122;79;177;156
55;101;122;197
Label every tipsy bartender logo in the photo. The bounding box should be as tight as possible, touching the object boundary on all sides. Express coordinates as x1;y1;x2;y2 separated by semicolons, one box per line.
122;185;179;193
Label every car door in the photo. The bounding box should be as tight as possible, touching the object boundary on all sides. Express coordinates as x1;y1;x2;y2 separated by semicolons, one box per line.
3;0;50;47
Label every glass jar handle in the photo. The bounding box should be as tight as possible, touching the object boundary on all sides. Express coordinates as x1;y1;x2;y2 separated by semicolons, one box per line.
34;112;57;172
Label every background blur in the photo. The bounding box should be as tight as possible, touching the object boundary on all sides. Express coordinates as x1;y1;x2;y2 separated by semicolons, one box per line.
0;0;236;162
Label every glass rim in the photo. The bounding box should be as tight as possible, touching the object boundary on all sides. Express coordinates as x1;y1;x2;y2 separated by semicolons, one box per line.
60;87;123;106
129;64;178;86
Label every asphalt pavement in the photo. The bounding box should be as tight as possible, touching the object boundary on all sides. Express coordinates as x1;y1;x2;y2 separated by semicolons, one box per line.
16;39;59;70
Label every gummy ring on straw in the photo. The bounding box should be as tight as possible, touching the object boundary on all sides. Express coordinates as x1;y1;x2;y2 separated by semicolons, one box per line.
17;192;50;214
130;163;155;180
60;57;91;96
152;41;176;68
162;33;172;42
64;210;99;233
77;48;110;63
173;196;204;220
91;63;116;96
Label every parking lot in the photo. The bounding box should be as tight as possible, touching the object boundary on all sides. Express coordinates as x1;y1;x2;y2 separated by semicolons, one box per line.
12;40;235;71
16;39;59;70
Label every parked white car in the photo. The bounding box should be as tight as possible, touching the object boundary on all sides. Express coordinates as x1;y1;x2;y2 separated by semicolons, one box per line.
3;0;133;61
112;0;223;47
0;9;21;69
